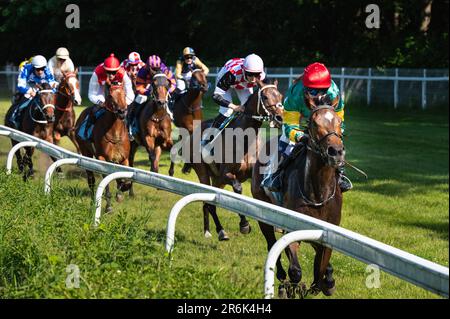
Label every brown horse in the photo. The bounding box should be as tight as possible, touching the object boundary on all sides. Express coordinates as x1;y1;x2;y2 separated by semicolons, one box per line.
4;83;56;180
186;79;284;240
169;69;209;176
251;96;345;298
128;72;173;196
75;84;131;212
54;71;82;153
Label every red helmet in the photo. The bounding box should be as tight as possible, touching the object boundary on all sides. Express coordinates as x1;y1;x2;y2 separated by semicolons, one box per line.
103;53;121;72
303;62;331;89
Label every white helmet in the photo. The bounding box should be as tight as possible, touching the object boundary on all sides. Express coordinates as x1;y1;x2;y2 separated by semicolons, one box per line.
31;55;47;68
56;47;70;59
243;54;264;73
128;51;142;64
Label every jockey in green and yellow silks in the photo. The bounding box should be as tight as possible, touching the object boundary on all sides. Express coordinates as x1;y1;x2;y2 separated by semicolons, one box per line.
262;62;352;193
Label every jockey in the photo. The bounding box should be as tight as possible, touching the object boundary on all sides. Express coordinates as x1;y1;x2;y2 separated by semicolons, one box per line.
130;54;176;131
10;55;57;128
209;53;266;131
174;47;209;97
86;53;135;129
47;47;75;82
121;51;145;85
261;62;352;193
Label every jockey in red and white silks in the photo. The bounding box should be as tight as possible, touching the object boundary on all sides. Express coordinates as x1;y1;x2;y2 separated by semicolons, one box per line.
210;54;266;129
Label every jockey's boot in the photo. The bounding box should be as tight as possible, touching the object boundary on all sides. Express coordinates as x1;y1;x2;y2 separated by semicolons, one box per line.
10;97;31;129
338;167;353;192
261;154;287;192
126;104;136;141
86;104;100;133
200;114;228;162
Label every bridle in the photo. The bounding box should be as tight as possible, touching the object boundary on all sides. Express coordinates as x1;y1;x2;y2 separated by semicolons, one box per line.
189;69;208;91
246;84;284;124
29;89;55;124
150;73;170;107
306;105;343;164
105;84;127;118
297;105;343;207
56;73;78;111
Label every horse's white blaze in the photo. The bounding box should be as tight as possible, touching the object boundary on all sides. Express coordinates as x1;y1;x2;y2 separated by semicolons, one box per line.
324;111;334;122
68;76;82;105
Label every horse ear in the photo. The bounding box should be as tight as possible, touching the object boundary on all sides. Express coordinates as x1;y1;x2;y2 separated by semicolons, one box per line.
74;67;78;75
273;79;278;87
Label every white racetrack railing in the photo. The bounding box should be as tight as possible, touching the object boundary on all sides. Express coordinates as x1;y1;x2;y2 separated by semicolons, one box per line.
0;124;448;298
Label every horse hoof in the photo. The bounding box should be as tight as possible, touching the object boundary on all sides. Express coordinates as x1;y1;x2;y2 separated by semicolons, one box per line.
239;222;251;235
218;230;229;241
278;284;288;299
204;230;212;238
274;227;284;234
119;182;132;192
168;169;174;177
116;193;124;203
105;206;113;214
321;279;336;296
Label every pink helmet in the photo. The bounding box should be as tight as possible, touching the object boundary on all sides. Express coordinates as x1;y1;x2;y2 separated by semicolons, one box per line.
147;55;161;70
128;51;142;65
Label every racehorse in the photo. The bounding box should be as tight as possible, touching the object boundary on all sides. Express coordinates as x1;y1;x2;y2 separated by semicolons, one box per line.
128;72;173;196
251;94;345;298
75;83;131;213
186;79;284;241
54;71;82;153
169;68;208;176
4;83;56;180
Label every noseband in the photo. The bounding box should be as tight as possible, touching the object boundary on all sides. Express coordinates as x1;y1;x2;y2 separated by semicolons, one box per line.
30;89;55;124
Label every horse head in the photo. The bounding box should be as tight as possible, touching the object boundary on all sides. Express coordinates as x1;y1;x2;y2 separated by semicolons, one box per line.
306;95;345;168
189;69;209;93
250;78;284;128
150;72;170;109
34;83;56;123
60;69;82;105
106;83;128;120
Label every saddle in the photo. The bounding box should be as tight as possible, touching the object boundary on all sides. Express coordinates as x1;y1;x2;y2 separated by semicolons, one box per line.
77;107;106;141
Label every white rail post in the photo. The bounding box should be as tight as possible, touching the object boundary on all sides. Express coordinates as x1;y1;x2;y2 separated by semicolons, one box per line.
422;69;427;110
264;230;324;299
44;158;79;194
6;141;38;175
166;193;217;254
94;171;134;227
340;67;345;98
394;68;399;109
367;68;372;106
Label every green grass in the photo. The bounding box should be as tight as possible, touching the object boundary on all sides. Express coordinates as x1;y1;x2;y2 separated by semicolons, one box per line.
0;98;448;299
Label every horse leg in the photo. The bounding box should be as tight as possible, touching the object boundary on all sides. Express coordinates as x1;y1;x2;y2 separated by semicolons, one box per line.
311;244;336;296
144;136;158;173
23;146;35;181
258;221;288;298
10;140;24;173
128;142;138;198
168;161;175;177
87;170;96;198
68;128;82;154
210;178;229;241
284;242;305;299
116;158;131;203
153;146;162;173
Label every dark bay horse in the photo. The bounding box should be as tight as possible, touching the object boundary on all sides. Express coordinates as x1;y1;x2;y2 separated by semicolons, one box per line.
54;71;82;153
251;95;345;298
169;69;208;176
75;84;131;212
187;79;284;241
4;83;56;180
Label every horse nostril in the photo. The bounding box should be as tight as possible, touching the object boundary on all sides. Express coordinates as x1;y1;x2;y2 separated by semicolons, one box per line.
327;146;338;157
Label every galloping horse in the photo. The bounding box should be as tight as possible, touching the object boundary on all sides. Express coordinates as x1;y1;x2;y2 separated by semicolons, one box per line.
187;79;284;240
251;95;345;298
75;83;131;212
169;69;208;176
128;72;173;196
4;83;56;180
54;71;82;153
